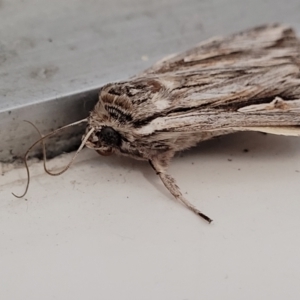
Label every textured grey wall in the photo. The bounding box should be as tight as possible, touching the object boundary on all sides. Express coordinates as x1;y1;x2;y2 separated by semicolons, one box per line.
1;0;300;161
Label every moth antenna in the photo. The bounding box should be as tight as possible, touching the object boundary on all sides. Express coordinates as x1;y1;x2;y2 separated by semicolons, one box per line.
12;118;88;198
42;127;95;176
26;120;93;176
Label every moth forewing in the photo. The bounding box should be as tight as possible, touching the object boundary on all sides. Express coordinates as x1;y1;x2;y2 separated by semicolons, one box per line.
17;24;300;223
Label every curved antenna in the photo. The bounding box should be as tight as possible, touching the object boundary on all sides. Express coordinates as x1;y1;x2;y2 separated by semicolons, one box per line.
12;118;88;198
25;121;95;176
43;127;94;176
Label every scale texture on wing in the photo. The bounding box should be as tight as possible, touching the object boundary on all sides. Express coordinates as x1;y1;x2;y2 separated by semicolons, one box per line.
98;24;300;137
128;24;300;136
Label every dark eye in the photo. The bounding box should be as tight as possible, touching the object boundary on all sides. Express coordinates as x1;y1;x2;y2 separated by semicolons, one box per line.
97;127;121;147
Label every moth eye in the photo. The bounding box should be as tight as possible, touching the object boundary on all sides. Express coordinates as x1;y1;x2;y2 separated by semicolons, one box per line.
96;127;121;147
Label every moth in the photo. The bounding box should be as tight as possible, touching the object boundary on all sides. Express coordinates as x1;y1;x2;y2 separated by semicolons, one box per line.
15;24;300;223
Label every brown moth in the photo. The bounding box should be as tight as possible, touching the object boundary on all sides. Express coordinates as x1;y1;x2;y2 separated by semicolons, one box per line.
15;24;300;223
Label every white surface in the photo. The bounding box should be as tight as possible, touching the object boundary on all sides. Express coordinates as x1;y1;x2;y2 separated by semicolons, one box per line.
1;132;300;300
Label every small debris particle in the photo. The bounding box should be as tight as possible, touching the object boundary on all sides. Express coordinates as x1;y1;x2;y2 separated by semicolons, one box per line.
141;55;149;61
243;149;249;153
227;158;232;162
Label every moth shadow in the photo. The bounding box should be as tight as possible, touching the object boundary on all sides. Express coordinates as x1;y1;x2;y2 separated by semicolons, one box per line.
180;131;300;160
97;154;171;199
141;131;300;200
89;131;300;201
89;151;174;200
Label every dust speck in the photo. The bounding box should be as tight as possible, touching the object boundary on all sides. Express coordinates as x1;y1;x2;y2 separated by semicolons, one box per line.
30;65;59;80
141;55;149;61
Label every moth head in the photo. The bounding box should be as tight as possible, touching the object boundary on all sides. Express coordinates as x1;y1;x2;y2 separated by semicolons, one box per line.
84;125;122;156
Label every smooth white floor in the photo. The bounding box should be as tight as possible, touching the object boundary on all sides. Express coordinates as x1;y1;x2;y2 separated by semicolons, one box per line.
1;132;300;300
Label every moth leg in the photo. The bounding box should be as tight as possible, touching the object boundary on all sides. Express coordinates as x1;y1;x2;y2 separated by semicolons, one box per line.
149;159;212;223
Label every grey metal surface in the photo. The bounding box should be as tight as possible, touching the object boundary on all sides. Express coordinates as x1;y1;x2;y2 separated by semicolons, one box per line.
1;0;300;162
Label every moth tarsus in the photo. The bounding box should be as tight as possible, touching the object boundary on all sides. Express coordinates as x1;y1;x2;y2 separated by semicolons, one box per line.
16;24;300;222
198;213;213;224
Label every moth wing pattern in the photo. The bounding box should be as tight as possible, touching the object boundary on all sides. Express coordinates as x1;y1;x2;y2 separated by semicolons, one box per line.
130;23;300;136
